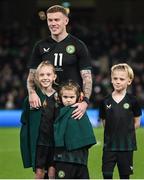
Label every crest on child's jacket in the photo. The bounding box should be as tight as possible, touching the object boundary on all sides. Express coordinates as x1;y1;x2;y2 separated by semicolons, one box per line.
58;170;65;178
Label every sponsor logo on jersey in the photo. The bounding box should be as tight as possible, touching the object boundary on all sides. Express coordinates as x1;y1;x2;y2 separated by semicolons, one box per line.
43;48;50;52
58;170;65;178
106;104;111;109
66;45;75;54
123;103;130;109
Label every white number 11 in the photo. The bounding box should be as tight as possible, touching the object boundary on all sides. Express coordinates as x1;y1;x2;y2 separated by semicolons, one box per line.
54;53;63;66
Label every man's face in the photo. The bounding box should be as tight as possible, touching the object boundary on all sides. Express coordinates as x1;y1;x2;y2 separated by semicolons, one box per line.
47;12;68;36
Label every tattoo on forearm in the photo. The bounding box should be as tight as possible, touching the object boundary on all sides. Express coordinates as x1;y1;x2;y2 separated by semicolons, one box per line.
27;69;36;94
81;70;92;99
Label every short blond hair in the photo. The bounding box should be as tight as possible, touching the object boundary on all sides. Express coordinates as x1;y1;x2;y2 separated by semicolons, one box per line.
111;63;134;81
46;5;68;17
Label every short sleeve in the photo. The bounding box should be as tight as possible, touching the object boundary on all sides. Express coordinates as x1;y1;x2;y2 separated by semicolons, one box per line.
99;100;106;119
27;42;41;69
77;40;92;70
131;97;142;117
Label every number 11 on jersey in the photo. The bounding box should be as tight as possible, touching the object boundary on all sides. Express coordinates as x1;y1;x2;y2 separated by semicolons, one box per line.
54;53;63;66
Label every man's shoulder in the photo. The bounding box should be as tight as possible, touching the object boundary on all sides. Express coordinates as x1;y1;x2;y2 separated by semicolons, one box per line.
34;36;53;46
68;34;86;46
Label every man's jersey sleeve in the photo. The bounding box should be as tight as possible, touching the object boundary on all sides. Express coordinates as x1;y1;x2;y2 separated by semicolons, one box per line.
27;42;41;69
76;40;92;70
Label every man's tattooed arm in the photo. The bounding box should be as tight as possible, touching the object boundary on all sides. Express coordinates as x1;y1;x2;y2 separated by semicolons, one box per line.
80;69;92;99
27;69;36;95
71;69;92;119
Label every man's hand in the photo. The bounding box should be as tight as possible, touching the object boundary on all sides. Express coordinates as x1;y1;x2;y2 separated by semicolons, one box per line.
27;69;41;108
29;91;41;108
71;101;88;119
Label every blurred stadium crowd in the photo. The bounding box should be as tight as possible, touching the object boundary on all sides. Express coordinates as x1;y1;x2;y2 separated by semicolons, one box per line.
1;20;144;109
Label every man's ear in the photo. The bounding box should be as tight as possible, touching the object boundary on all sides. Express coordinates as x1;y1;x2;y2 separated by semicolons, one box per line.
65;17;69;25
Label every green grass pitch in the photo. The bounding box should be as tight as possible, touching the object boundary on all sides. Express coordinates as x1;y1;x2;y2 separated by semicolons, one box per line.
0;127;143;179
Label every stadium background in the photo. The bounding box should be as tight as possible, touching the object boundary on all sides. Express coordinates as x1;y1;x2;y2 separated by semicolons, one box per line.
0;0;144;178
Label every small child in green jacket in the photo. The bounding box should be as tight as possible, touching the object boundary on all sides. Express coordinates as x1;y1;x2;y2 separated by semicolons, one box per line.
54;80;96;179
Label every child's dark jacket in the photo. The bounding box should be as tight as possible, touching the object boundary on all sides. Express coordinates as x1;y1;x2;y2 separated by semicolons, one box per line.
20;89;46;171
54;106;96;151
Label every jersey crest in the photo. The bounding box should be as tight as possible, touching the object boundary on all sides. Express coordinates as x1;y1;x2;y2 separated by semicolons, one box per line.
66;45;75;54
123;103;130;109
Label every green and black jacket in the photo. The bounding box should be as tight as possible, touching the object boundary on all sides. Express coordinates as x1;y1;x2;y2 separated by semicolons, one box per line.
20;88;46;171
54;106;96;151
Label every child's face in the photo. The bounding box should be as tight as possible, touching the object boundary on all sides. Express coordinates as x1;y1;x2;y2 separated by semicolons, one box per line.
37;66;56;88
111;70;132;92
61;89;77;106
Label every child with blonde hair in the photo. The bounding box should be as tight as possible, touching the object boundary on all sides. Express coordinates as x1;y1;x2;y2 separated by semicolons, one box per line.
20;61;57;179
99;63;142;179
